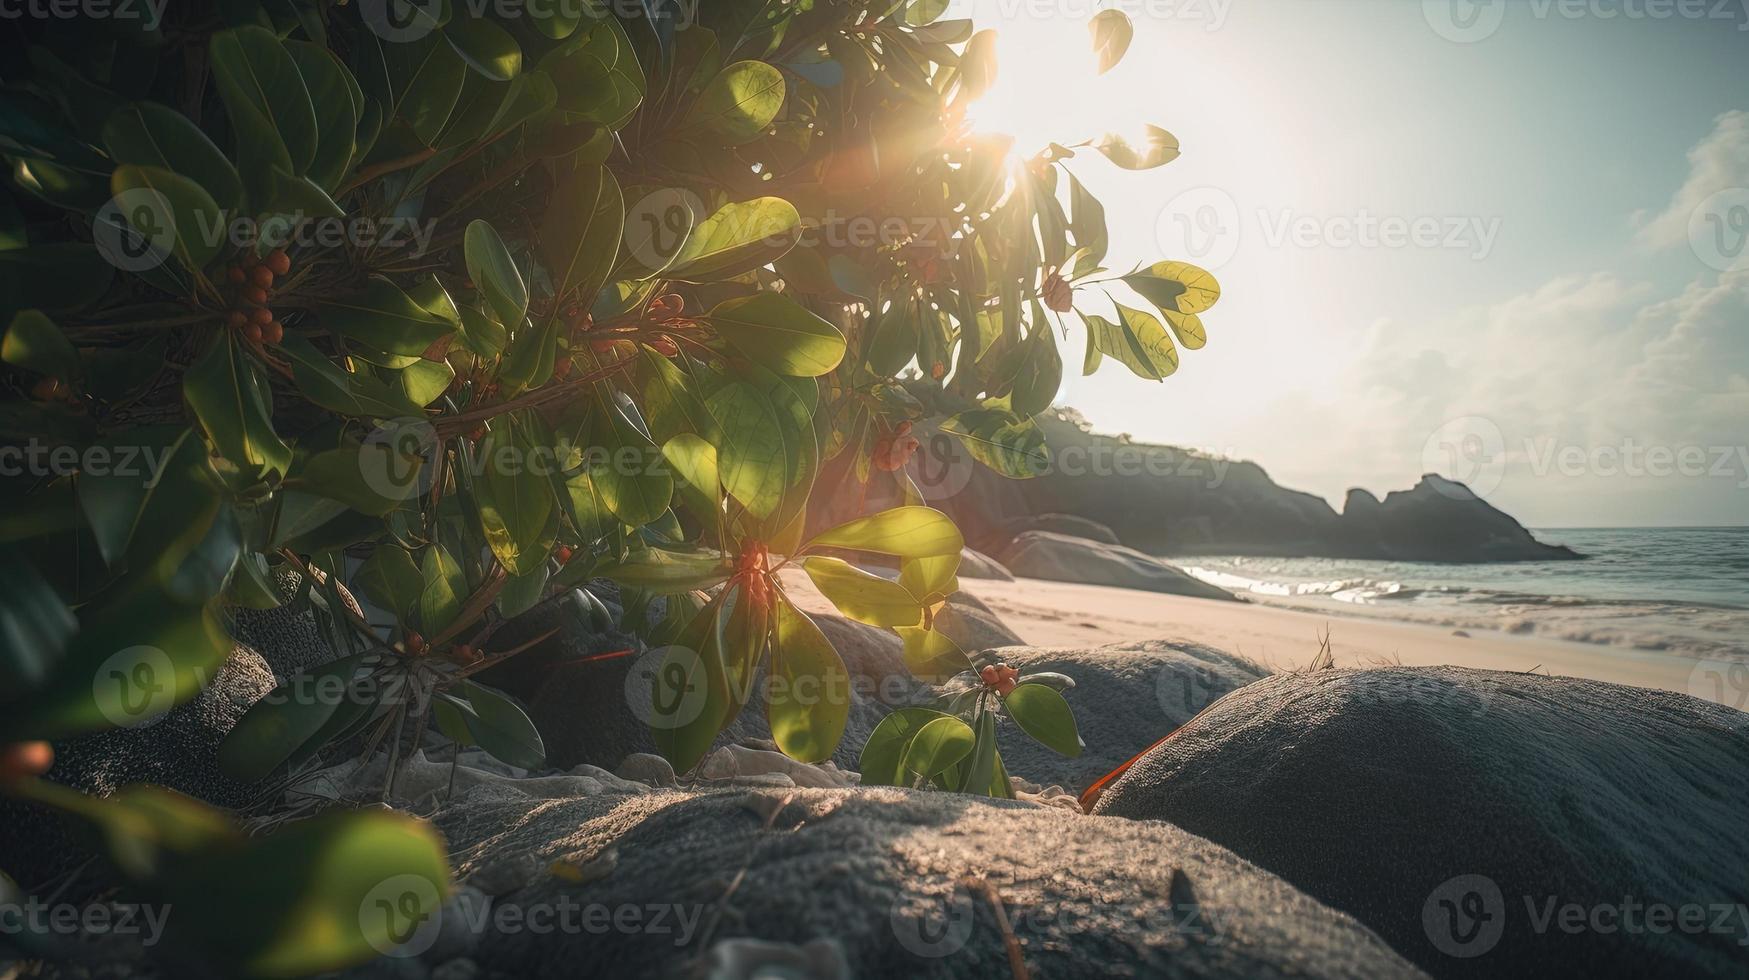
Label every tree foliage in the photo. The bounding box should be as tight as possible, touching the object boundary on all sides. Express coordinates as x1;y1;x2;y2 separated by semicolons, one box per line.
0;1;1220;972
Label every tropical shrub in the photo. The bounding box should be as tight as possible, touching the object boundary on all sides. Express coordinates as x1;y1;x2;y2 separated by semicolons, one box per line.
0;0;1218;972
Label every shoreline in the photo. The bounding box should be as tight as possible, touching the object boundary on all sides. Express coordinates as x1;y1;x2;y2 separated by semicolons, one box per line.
953;576;1727;705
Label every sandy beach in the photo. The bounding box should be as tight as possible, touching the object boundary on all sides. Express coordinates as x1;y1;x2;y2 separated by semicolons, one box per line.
780;569;1725;706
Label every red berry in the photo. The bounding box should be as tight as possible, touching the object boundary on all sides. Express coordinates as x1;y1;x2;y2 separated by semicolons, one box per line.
556;545;575;563
227;310;248;329
265;249;291;275
251;307;273;326
241;251;259;268
226;266;245;284
243;286;268;306
244;323;264;343
648;337;679;357
30;377;59;401
895;421;913;436
406;632;426;655
263;321;284;344
0;742;54;782
250;265;275;289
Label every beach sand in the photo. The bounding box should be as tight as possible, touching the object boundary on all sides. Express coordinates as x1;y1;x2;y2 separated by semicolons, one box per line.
780;569;1725;706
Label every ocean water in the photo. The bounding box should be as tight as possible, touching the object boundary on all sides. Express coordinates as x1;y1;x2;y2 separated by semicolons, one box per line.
1177;528;1749;662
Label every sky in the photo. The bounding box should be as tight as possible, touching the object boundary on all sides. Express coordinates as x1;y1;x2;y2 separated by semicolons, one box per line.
948;0;1749;527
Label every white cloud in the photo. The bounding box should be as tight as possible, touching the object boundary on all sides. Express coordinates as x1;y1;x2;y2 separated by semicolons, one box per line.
1635;110;1749;251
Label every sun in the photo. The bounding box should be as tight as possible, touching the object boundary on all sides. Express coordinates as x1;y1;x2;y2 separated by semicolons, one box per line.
958;7;1144;157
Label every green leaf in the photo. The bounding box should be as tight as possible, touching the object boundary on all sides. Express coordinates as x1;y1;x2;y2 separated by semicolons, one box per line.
803;557;922;628
285;445;421;516
453;680;546;770
376;31;469;148
805;506;963;560
2;309;80;379
767;594;850;764
497;562;549;619
464;220;528;327
473;412;558;576
284;42;360;192
599;548;732;592
265;167;345;219
899;553;961;604
102;101;244;210
687;61;786;145
705;380;787;520
182;333;293;481
652;594;731;774
457;304;509;358
110;165;224;274
445;15;523;81
419;544;466;635
666;197;801;281
961;708;998;794
1066;172;1108;275
901;715;976;781
858;707;955;786
318;277;455;356
905;0;951;27
159;807;449;977
1086;303;1178;380
539;163;624;306
1089;9;1134;75
592;401;673;527
1009;312;1063;418
895;625;973;682
662;432;719;493
498;316;560;393
209;27;317;204
0;547;77;693
353;546;424;622
1092;125;1181;171
279;334;427;418
398;358;456;407
865;299;920;376
1004;682;1084;757
939;410;1049;479
706;292;847;377
217;654;370;782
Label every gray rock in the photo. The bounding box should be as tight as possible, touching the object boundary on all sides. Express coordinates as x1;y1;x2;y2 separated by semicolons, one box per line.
471;587;641;704
954;547;1013;581
430;959;480;980
931;590;1024;653
983;640;1268;794
992;513;1121;549
996;531;1238;601
615;753;678;788
426;787;1426;978
1350;475;1582;562
1092;667;1749;978
224;564;364;679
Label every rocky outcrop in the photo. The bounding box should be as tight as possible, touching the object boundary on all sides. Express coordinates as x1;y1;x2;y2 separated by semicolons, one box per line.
980;640;1268;794
415;787;1427;978
996;532;1239;600
987;513;1120;551
1092;667;1749;978
890;409;1579;563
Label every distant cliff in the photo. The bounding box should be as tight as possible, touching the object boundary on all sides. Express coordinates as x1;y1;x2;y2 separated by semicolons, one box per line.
920;410;1581;564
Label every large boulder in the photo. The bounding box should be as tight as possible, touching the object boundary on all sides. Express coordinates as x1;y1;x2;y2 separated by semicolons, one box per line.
987;513;1120;551
417;787;1426;978
997;532;1238;601
931;590;1025;653
1092;667;1749;977
225;564;365;679
982;641;1268;794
